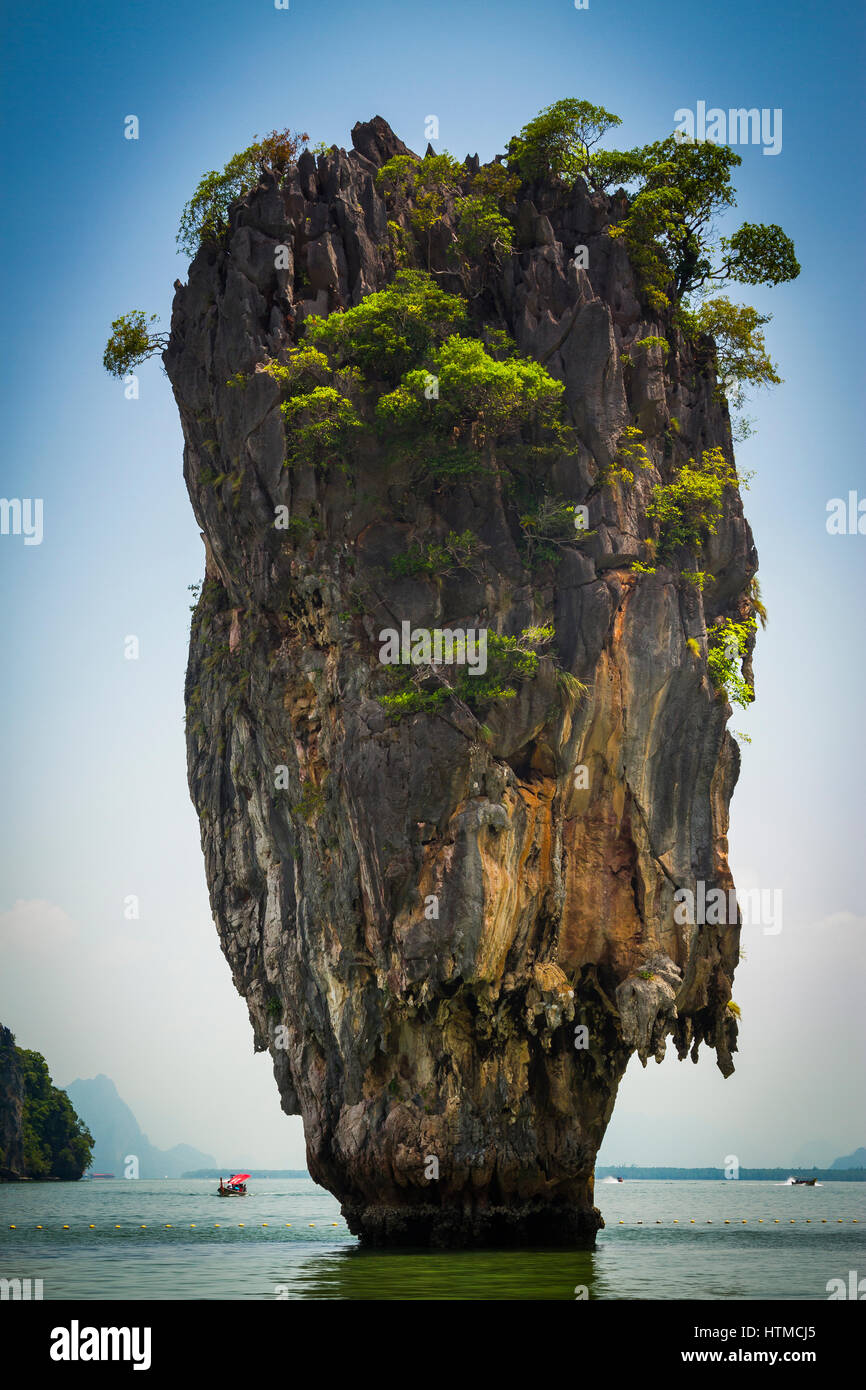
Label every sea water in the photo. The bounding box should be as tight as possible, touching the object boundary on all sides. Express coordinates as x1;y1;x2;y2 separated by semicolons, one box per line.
1;1178;863;1300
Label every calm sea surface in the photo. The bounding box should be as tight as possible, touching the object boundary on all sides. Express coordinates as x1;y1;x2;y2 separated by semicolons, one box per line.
1;1178;863;1300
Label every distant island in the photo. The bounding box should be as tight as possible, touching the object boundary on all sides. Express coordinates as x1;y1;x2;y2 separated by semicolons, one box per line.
64;1074;215;1179
830;1147;866;1169
0;1024;93;1181
597;1163;866;1181
185;1164;864;1182
183;1168;310;1179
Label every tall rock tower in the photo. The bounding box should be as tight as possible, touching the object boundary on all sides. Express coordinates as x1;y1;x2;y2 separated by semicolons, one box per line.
166;118;755;1246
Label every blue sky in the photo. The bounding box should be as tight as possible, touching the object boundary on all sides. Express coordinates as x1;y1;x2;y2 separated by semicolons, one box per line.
1;0;863;1167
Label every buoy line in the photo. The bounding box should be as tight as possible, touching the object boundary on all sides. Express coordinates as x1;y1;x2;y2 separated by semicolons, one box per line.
4;1217;860;1232
609;1217;860;1226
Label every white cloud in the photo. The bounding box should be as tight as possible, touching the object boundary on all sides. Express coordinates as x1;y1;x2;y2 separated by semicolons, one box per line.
0;898;78;954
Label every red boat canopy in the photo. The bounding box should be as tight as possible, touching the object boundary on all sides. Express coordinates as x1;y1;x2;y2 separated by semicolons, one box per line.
229;1174;250;1184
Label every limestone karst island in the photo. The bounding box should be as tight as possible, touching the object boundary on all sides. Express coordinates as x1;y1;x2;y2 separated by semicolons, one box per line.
104;101;798;1247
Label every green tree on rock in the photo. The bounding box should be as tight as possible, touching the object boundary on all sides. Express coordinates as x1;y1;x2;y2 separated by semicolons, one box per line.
604;135;799;306
377;153;518;281
688;297;782;408
504;99;798;428
17;1047;93;1180
177;127;310;257
103;310;169;379
505;99;623;183
302;269;469;382
265;270;570;479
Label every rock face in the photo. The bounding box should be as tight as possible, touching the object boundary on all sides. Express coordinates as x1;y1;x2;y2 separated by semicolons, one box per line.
166;118;755;1246
0;1025;25;1179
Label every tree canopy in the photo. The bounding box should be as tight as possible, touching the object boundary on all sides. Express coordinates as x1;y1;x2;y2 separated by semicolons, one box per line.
603;135;800;304
102;310;168;379
502;100;800;311
303;268;469;382
500;97;799;429
688;297;782;400
505;99;622;182
17;1047;93;1179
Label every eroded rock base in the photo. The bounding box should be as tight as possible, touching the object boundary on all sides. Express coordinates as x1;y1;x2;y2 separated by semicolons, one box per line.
343;1199;604;1249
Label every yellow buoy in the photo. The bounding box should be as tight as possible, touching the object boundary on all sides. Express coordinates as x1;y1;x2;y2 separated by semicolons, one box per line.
89;1224;95;1229
63;1225;69;1229
36;1225;42;1229
9;1225;15;1229
309;1222;316;1227
115;1225;121;1229
238;1223;244;1228
724;1219;730;1224
331;1222;339;1226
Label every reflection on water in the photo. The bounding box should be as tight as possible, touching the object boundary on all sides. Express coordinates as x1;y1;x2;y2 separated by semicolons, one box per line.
285;1246;597;1301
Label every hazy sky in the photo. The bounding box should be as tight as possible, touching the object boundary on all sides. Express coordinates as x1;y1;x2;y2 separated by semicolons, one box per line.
1;0;863;1170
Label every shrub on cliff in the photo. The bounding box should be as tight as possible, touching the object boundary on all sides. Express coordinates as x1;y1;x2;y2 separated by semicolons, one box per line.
280;386;366;470
265;270;570;478
707;618;756;708
303;269;467;381
377;153;518;278
176;127;310;256
377;152;465;265
376;335;565;455
454;193;515;261
379;625;557;719
389;530;483;578
687;297;782;401
646;446;738;561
